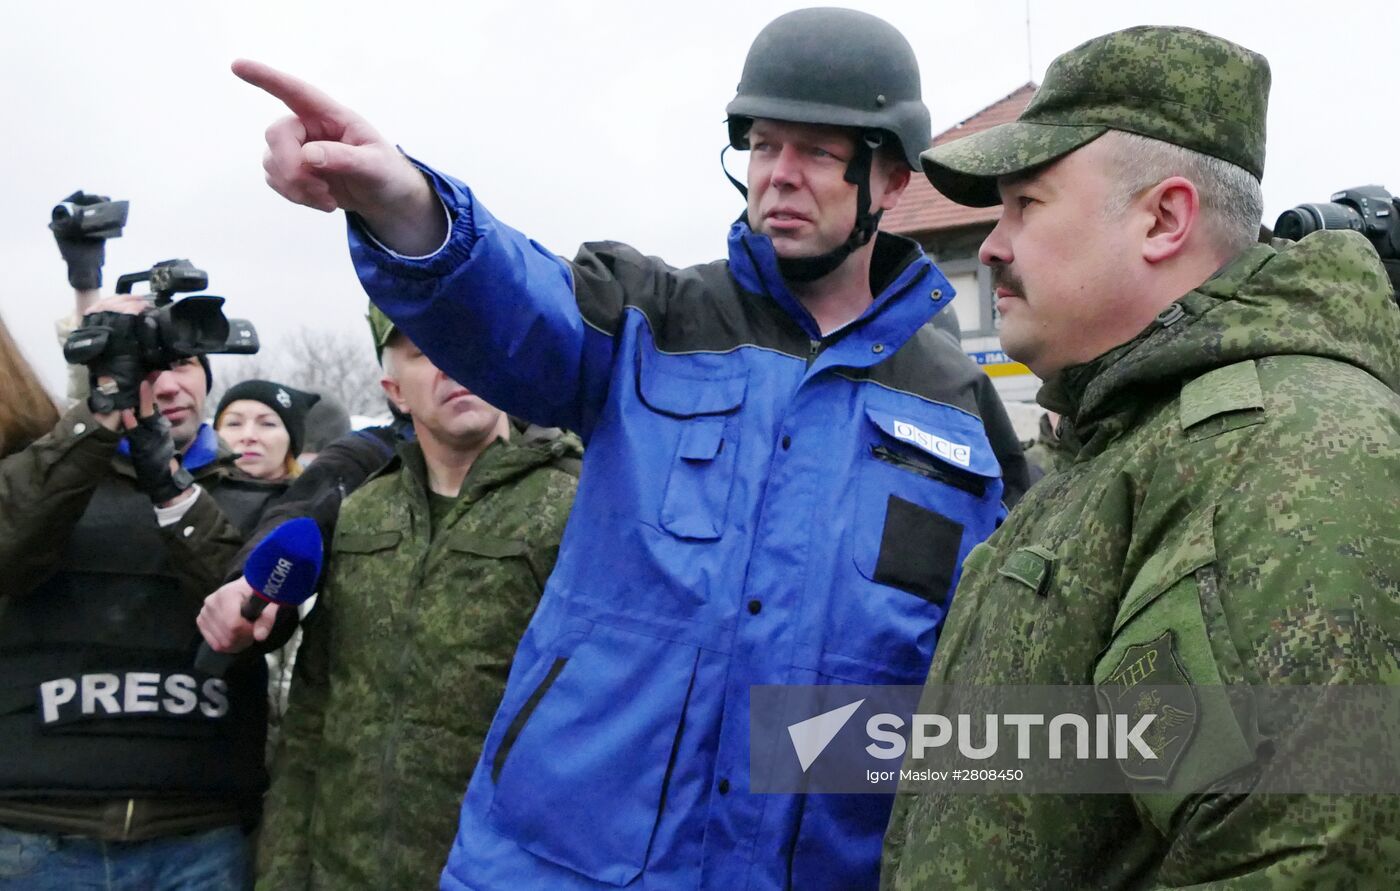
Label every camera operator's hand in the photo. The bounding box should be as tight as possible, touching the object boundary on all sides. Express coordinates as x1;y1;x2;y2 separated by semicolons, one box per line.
92;405;133;433
83;294;148;317
78;295;152;415
125;378;196;506
197;576;281;655
232;59;447;256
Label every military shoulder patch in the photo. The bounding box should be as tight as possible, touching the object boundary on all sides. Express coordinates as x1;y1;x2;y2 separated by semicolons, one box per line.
1097;630;1199;783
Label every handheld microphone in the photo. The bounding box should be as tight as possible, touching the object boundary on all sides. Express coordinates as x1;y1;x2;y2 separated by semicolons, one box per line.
195;517;324;676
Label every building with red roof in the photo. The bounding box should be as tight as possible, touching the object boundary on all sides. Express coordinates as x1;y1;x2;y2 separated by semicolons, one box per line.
886;84;1041;402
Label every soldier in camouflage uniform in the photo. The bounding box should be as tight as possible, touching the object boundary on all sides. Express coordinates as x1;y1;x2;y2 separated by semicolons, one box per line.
254;308;579;890
884;26;1400;888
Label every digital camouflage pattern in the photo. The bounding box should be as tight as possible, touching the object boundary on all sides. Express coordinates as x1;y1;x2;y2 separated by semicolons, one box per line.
255;433;579;890
883;229;1400;889
921;26;1270;207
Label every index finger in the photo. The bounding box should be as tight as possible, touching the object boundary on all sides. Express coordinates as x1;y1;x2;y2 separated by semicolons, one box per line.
232;58;349;122
137;379;156;417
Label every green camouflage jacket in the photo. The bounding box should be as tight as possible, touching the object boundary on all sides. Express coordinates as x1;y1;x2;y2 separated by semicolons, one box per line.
255;432;579;890
885;230;1400;889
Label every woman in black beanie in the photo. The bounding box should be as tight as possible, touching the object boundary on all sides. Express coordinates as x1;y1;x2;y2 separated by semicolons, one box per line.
214;380;319;482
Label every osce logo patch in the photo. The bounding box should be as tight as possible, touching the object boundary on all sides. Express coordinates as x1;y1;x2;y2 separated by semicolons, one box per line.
892;420;971;468
37;672;230;726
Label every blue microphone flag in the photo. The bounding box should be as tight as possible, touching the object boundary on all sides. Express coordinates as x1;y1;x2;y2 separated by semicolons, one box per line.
244;516;322;606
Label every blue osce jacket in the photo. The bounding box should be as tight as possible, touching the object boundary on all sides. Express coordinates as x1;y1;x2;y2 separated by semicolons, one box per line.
351;164;1030;891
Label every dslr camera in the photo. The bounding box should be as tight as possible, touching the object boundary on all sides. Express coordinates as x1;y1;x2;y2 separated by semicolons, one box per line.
63;259;260;413
1275;185;1400;300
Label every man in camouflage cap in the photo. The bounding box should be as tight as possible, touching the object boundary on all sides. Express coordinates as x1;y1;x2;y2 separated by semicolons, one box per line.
248;306;580;889
883;25;1400;888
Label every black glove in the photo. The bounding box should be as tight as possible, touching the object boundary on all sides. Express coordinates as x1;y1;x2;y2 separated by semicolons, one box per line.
49;191;127;290
55;238;106;290
125;412;194;504
69;311;147;414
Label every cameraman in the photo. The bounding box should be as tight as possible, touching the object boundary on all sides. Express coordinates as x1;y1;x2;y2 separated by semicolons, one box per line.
0;295;268;890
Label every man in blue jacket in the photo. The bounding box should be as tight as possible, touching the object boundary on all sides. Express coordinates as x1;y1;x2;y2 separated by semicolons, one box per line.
235;8;1029;889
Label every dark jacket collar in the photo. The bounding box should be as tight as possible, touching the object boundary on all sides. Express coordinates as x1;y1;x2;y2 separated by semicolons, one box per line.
725;219;953;354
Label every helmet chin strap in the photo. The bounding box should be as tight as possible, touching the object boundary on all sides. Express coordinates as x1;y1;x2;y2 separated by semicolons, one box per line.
722;132;885;285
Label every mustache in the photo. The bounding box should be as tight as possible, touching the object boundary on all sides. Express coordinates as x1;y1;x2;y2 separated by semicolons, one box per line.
990;264;1025;298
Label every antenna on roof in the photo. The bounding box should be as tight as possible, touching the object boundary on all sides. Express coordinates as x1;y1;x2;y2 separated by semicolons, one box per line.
1025;0;1034;83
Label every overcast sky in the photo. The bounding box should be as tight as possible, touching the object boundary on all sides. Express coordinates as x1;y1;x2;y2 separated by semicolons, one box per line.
2;0;1394;394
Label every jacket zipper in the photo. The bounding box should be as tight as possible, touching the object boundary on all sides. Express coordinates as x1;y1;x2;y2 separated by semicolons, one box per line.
380;505;433;879
871;444;987;497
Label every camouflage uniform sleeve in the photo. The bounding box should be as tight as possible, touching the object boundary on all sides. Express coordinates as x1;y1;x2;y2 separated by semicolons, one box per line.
878;792;914;890
1101;358;1400;887
521;463;579;588
256;591;333;890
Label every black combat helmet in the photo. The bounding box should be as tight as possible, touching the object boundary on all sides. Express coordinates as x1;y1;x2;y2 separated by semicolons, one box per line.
724;8;931;283
726;7;930;171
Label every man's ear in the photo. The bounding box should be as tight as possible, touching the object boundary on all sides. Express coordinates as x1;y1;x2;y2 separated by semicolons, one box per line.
379;376;409;416
1141;175;1200;264
877;165;911;212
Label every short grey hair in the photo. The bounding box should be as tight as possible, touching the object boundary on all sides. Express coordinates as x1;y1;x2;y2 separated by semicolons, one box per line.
1099;130;1263;256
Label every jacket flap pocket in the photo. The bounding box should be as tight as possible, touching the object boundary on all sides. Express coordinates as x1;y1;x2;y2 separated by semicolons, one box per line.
863;406;1000;478
1113;505;1217;634
637;350;746;417
676;417;725;461
446;534;528;559
332;530;402;554
489;624;699;885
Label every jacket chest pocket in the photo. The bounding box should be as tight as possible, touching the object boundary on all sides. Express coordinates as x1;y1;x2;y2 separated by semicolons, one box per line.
933;540;1101;685
329;530;405;645
853;406;1003;608
636;354;746;541
438;533;540;659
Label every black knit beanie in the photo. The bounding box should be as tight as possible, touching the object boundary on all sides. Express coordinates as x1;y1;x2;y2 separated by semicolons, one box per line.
215;380;321;456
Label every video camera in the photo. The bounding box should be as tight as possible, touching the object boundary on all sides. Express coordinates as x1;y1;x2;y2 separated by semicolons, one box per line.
1275;185;1400;301
50;191;129;241
63;259;260;413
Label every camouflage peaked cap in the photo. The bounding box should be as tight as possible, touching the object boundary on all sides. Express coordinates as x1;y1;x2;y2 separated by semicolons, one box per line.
367;302;397;364
922;26;1271;207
